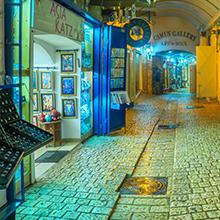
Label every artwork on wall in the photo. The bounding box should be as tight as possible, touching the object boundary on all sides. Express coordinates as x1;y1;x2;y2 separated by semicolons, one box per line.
41;93;55;112
32;116;38;126
33;71;38;91
62;99;77;118
40;71;53;90
82;24;93;69
111;48;125;58
61;53;76;73
61;76;77;96
33;93;39;112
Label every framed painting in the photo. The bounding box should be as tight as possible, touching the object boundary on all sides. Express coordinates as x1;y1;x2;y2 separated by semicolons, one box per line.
41;93;55;112
62;99;77;118
61;53;76;73
33;71;38;91
33;93;39;112
32;116;38;126
61;76;77;96
40;71;53;90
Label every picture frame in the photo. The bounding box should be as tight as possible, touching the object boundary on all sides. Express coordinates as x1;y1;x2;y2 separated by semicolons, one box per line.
33;71;38;91
40;71;53;90
32;116;38;126
61;76;77;96
33;93;39;112
62;98;77;118
61;53;76;73
41;93;55;112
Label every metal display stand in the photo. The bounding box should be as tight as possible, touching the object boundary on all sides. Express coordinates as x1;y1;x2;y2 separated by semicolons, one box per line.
0;89;53;220
108;27;133;132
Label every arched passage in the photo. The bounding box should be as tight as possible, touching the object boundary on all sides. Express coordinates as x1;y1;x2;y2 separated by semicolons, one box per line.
152;50;196;94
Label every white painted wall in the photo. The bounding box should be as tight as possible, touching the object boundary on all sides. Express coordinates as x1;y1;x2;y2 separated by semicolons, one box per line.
33;35;82;140
34;43;54;67
152;16;199;54
0;1;4;84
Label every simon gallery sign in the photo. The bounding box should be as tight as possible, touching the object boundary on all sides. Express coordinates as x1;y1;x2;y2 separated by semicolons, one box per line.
152;17;199;54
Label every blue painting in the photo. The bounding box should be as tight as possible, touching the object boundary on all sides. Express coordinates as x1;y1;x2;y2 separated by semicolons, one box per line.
61;76;76;96
33;71;38;90
61;53;75;72
62;99;77;118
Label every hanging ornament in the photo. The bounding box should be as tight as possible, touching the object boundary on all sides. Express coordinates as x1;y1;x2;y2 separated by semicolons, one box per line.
124;8;130;22
131;4;136;18
119;9;124;23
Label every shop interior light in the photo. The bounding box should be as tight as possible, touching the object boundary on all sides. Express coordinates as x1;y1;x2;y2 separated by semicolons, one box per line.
146;48;151;53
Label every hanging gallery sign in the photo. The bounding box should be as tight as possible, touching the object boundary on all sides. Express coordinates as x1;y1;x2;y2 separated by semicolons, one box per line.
152;17;199;54
34;0;84;42
125;18;151;48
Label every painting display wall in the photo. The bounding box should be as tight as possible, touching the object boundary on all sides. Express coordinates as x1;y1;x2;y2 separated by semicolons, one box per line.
60;52;78;119
33;26;93;140
32;70;55;119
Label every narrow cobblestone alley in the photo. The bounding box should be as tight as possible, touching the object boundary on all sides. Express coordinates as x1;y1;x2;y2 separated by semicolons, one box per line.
16;93;220;220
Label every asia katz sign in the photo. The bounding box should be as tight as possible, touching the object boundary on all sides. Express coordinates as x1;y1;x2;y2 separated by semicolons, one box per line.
34;0;84;42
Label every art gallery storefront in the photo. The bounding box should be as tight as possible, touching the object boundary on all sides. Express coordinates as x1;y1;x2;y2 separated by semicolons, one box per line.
19;0;103;186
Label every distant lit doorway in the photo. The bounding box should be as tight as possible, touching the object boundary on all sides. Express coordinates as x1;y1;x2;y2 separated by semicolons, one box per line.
152;50;196;94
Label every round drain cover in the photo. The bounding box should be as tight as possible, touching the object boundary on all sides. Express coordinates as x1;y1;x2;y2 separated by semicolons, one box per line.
120;176;167;195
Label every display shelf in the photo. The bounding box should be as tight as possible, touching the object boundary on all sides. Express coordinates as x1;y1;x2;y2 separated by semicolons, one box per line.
110;48;126;91
0;142;23;188
111;68;124;70
0;89;53;156
8;120;52;143
110;91;132;110
111;102;134;110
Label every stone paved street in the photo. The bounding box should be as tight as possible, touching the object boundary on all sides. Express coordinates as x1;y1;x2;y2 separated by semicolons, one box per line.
16;93;220;220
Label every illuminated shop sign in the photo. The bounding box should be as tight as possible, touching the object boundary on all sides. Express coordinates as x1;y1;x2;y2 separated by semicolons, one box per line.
153;31;197;42
126;18;151;48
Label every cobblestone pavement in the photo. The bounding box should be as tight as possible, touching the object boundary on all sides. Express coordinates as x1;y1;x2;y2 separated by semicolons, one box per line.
16;95;168;220
16;93;220;220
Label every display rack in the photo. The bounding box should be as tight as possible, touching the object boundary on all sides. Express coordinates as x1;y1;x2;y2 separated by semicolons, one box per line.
110;48;126;91
0;90;53;156
0;89;53;220
0;135;23;188
107;27;133;132
110;91;133;110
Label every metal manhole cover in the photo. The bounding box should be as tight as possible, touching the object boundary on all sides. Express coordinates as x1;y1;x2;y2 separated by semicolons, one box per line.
186;105;204;109
119;176;168;195
158;124;178;129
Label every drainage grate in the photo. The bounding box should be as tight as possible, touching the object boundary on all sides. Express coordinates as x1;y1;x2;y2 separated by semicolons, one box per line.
186;105;204;109
119;176;168;195
158;124;178;130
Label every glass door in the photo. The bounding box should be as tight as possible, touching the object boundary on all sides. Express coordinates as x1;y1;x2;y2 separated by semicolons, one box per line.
81;23;94;140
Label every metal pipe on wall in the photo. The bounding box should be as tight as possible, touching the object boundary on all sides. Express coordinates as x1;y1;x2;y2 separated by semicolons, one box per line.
0;0;4;84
